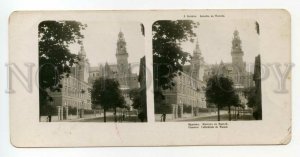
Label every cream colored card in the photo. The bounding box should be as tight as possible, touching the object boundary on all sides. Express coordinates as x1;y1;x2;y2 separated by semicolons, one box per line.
9;10;291;147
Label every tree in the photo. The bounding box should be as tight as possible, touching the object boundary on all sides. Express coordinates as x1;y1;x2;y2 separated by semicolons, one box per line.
205;75;240;121
39;21;86;116
229;93;240;121
244;87;256;108
129;88;147;122
152;20;198;113
91;78;125;122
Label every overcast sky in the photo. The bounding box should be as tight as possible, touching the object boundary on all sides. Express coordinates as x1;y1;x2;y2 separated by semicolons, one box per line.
181;20;260;66
68;20;259;74
69;21;145;74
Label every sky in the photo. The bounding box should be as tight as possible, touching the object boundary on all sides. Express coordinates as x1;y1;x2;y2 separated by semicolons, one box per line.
69;21;145;74
68;20;259;74
181;19;260;66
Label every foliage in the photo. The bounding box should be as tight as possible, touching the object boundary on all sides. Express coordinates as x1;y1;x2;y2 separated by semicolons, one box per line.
91;78;125;110
129;87;147;122
40;104;56;116
230;92;240;107
152;20;198;115
206;75;239;107
84;109;95;114
68;106;78;115
129;88;141;109
205;75;240;120
155;103;173;114
244;87;256;108
38;21;86;113
183;104;192;113
152;20;198;90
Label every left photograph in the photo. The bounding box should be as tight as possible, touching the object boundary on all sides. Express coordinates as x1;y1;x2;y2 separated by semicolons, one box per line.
39;21;147;122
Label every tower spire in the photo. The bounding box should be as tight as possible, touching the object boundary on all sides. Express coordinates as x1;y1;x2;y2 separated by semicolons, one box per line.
193;38;201;57
190;38;205;81
79;45;86;56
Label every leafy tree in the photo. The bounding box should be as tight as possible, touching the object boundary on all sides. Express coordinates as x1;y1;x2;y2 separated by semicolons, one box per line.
154;103;172;114
244;87;256;108
228;93;240;121
38;21;86;116
129;88;146;122
91;78;125;122
183;104;192;113
153;20;197;90
152;20;198;113
206;75;240;121
113;92;126;122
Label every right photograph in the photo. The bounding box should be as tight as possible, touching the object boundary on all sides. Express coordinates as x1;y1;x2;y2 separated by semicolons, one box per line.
153;20;262;122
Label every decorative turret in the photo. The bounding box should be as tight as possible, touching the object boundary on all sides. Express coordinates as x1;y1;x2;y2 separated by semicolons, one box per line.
193;39;202;59
104;62;112;78
191;39;205;81
76;45;89;83
78;45;86;58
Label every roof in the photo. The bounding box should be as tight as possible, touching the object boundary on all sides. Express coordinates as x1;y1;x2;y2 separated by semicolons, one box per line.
89;67;99;72
108;64;118;73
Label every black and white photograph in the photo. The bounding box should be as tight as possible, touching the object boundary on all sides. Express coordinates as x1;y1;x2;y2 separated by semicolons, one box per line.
9;10;291;147
39;21;147;122
153;20;262;122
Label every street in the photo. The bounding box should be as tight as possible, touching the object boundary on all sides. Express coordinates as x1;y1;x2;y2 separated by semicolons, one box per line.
178;113;255;121
155;110;255;122
70;114;140;122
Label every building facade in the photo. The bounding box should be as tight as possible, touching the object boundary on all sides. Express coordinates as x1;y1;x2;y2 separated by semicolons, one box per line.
161;40;207;118
49;46;92;120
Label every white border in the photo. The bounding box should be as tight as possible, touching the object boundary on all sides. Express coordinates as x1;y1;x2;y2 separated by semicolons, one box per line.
1;0;300;157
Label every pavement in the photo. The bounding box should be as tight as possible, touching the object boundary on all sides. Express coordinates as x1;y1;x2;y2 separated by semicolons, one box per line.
156;110;255;122
41;112;141;122
77;115;140;122
179;113;255;121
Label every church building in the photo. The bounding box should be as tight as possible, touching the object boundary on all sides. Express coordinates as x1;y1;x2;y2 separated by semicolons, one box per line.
203;30;255;107
88;31;140;108
89;31;139;90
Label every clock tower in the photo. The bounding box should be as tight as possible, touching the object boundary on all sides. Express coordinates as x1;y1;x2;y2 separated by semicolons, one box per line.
116;31;130;76
231;30;245;73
